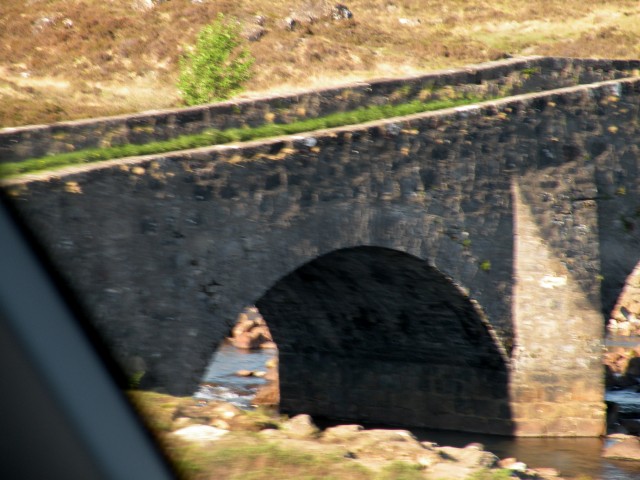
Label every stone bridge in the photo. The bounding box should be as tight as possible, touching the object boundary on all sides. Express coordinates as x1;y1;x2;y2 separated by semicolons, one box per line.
3;57;640;437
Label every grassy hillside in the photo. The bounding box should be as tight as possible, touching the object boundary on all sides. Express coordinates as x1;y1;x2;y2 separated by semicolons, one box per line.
1;0;639;128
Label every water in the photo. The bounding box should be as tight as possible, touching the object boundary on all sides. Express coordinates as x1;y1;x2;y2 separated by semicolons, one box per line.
607;335;640;348
605;335;640;416
607;389;640;417
196;342;640;479
195;342;276;409
409;429;640;479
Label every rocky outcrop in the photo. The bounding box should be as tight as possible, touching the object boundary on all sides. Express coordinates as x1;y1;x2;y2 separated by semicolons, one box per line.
131;390;569;478
283;2;353;30
324;427;443;470
171;425;228;443
252;355;280;406
228;306;276;350
604;345;640;389
274;419;557;479
608;263;640;336
242;15;267;42
280;414;320;439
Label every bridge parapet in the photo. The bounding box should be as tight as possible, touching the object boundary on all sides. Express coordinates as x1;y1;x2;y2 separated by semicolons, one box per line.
1;56;639;164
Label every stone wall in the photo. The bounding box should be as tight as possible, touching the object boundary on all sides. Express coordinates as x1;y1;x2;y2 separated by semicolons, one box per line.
3;61;640;436
1;56;639;163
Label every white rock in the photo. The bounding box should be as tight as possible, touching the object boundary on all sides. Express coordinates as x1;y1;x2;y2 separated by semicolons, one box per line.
539;274;567;289
172;425;228;443
302;137;318;147
398;18;421;26
508;461;527;472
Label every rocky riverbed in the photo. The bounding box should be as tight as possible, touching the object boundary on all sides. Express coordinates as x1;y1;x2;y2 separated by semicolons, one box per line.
183;308;640;478
129;390;569;479
191;308;640;480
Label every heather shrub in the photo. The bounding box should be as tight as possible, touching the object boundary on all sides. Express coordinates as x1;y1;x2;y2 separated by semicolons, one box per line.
178;14;254;105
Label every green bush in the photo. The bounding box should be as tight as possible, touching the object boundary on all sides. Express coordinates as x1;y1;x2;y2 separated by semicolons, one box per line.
178;14;254;105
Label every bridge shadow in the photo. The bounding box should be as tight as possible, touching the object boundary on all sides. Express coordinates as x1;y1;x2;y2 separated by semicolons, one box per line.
255;246;514;436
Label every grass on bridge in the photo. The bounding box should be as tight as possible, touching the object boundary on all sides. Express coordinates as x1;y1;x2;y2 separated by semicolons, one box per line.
0;95;485;179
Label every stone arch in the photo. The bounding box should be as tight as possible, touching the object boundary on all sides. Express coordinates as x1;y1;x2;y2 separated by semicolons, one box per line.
255;246;514;435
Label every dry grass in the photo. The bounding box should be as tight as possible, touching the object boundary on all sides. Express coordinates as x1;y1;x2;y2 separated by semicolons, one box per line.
1;0;640;127
169;435;374;480
127;390;371;479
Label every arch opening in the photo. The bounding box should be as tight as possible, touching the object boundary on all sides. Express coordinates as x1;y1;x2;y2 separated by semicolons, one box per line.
607;262;640;337
197;306;279;409
254;246;514;435
604;261;640;400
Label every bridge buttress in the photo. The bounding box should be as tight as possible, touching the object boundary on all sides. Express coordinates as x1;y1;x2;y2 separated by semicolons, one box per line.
510;181;605;436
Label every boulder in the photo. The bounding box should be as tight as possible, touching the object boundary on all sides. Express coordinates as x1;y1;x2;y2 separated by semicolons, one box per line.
252;359;279;406
243;25;266;42
332;4;353;20
229;314;274;349
211;402;242;420
232;331;264;349
264;366;278;381
321;424;364;443
531;467;562;478
346;429;441;466
251;325;273;341
252;381;280;406
426;443;501;480
603;436;640;460
172;400;242;427
498;457;518;468
437;443;498;469
284;1;353;29
280;414;320;439
351;428;419;447
265;356;278;369
231;312;255;337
